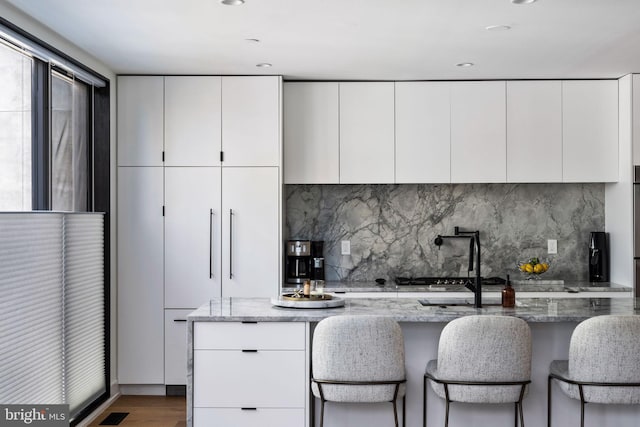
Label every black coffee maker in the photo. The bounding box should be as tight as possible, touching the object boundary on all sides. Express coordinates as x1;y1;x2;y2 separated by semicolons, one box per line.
285;240;311;284
589;231;609;282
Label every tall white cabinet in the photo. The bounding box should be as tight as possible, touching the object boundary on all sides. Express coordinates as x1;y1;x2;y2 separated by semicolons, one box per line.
117;75;282;389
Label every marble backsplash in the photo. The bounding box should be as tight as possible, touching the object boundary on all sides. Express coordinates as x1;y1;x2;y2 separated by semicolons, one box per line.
285;184;605;282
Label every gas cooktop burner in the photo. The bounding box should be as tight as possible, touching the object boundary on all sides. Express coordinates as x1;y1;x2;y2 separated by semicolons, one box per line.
394;277;506;287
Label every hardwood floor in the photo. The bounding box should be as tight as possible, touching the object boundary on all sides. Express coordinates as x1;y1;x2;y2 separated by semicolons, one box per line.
88;396;186;427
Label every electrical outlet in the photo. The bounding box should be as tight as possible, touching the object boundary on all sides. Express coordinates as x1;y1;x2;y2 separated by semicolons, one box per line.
341;240;351;255
547;239;558;254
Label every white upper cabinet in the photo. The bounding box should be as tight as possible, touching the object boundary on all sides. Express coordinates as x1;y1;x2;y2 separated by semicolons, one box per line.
562;80;619;182
339;82;395;183
164;76;222;166
164;167;222;308
451;81;507;183
117;76;164;166
395;82;451;183
221;76;281;167
506;81;563;183
284;82;339;184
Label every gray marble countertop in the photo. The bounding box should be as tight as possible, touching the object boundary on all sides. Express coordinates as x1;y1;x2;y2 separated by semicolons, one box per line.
282;280;631;294
188;296;640;323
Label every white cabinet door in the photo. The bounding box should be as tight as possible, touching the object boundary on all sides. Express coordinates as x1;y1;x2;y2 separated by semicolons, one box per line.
165;167;221;308
284;82;339;184
221;76;281;167
164;309;191;385
221;167;279;298
339;82;395;183
506;81;562;183
451;81;507;183
395;82;451;183
562;80;619;182
164;76;221;166
117;167;164;383
117;76;164;166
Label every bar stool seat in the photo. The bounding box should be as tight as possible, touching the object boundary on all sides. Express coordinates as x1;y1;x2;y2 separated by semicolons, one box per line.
424;315;532;427
548;315;640;427
311;315;406;427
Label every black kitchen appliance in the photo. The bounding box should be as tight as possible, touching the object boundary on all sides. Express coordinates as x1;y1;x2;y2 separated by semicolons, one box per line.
310;240;325;281
285;240;311;284
589;231;609;282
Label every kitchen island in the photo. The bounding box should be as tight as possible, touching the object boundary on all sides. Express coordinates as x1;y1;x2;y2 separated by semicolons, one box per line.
187;297;640;427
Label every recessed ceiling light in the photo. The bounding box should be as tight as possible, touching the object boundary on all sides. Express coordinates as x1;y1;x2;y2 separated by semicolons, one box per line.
245;38;260;43
456;62;474;67
485;25;511;31
220;0;244;5
511;0;536;4
256;63;272;68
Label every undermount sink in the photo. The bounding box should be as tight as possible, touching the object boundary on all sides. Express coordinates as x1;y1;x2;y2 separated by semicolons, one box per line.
418;298;509;308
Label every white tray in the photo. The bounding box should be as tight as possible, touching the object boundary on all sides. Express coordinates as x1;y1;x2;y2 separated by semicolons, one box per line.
270;294;345;309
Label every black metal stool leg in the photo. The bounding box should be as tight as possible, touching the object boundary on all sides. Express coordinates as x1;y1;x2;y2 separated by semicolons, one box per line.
392;399;399;427
547;376;553;427
403;395;406;427
423;376;427;427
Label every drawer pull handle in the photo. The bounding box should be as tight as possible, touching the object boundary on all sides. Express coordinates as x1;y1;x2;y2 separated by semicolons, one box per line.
242;349;258;353
241;408;257;411
173;319;187;323
241;321;258;324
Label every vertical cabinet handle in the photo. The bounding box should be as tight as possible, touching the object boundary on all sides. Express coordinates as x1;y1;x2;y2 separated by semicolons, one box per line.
209;209;214;279
229;209;233;279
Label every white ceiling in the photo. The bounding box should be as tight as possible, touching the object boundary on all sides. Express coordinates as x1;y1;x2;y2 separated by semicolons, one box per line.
5;0;640;80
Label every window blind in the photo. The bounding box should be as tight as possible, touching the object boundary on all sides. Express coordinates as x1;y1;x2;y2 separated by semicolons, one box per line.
64;214;105;417
0;212;105;420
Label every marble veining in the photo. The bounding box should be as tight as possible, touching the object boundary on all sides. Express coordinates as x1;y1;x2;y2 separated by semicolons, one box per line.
188;297;640;323
286;183;604;282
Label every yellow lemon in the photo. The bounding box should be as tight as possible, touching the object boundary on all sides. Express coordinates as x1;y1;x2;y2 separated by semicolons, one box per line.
534;264;544;274
541;263;549;272
519;264;527;272
524;263;534;273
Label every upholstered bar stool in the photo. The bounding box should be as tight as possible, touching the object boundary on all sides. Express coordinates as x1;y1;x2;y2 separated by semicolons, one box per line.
548;315;640;427
311;315;407;427
424;315;532;427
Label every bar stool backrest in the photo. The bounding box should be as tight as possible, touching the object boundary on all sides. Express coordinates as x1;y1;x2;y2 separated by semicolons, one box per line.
566;315;640;404
434;315;531;403
312;315;406;403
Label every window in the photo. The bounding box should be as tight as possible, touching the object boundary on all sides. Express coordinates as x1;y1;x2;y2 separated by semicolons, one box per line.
0;41;32;210
0;17;110;427
51;71;90;211
0;22;105;213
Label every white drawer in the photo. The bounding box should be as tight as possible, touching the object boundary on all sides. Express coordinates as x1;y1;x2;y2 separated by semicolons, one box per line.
194;349;306;407
194;321;305;350
194;407;304;427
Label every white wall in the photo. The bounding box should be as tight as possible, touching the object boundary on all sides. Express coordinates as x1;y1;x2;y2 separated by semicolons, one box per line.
605;75;633;288
0;0;119;393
